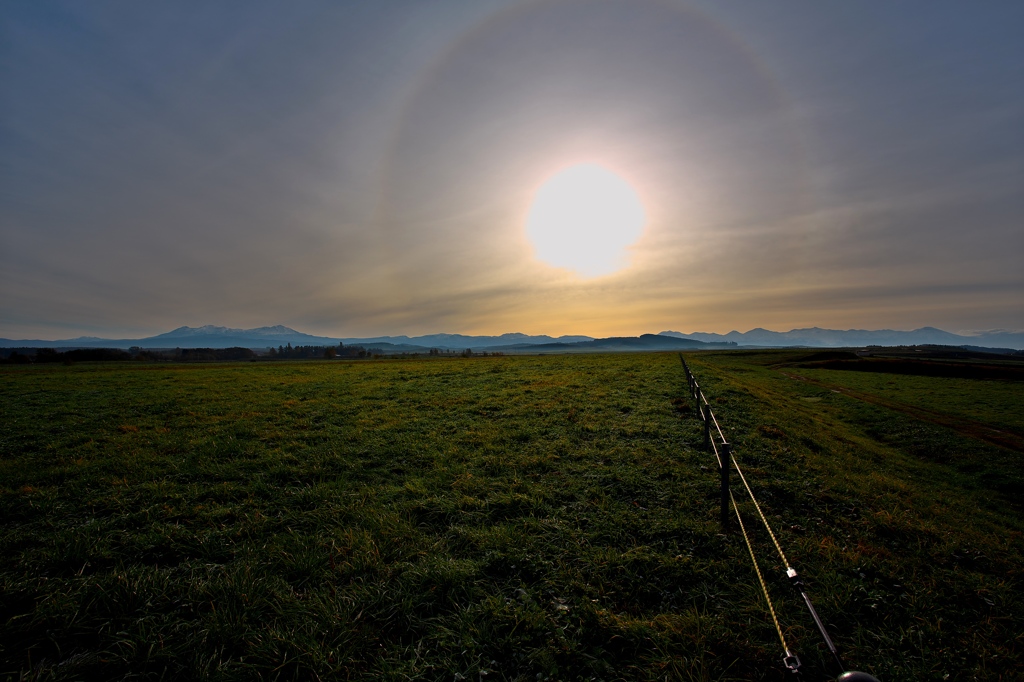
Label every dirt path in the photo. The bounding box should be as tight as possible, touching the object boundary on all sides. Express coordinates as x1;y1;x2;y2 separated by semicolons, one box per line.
778;371;1024;454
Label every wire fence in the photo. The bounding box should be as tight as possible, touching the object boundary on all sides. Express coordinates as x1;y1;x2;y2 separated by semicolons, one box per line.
679;354;879;681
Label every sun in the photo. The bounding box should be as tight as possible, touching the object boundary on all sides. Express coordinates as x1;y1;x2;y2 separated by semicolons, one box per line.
525;163;646;278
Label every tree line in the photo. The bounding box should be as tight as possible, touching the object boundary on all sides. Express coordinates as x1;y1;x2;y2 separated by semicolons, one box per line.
0;343;381;364
265;343;381;359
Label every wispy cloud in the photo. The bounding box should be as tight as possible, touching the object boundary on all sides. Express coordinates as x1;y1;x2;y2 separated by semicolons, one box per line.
2;1;1021;338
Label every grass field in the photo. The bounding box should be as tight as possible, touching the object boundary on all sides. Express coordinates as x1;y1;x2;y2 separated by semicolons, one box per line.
1;352;1022;681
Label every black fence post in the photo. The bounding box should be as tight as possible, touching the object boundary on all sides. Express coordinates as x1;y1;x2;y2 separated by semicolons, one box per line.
720;442;731;532
703;403;711;449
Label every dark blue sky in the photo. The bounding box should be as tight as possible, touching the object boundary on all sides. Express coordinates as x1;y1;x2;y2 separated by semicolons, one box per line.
2;1;1021;338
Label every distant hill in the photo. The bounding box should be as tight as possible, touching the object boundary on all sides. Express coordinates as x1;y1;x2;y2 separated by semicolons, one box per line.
0;326;596;351
658;327;1024;350
0;325;342;350
338;332;595;349
3;324;1022;352
145;325;341;348
492;334;735;353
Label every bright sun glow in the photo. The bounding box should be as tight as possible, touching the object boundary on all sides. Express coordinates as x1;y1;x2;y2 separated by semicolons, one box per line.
526;163;646;278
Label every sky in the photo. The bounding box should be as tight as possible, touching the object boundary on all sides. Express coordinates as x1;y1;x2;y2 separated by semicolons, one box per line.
2;1;1022;340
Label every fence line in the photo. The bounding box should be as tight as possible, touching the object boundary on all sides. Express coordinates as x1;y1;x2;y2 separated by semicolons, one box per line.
679;354;878;680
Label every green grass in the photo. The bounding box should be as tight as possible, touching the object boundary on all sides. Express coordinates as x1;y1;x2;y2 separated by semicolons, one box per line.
792;365;1024;434
1;352;1021;680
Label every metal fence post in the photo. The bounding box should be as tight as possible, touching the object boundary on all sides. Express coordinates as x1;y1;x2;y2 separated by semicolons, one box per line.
720;443;731;532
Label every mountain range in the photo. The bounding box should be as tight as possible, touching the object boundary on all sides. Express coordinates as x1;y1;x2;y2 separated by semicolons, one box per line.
658;326;1024;350
2;324;1022;351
